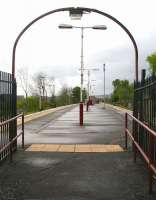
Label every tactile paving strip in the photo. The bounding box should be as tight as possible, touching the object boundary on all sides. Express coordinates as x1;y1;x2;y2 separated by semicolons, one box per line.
26;144;124;153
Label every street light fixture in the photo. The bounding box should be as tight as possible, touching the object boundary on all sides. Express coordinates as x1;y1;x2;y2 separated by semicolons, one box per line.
59;24;107;30
58;24;73;29
92;25;107;30
69;8;84;20
58;24;107;125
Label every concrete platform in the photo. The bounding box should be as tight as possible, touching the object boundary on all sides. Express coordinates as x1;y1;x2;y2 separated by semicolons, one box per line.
23;105;124;145
0;104;156;200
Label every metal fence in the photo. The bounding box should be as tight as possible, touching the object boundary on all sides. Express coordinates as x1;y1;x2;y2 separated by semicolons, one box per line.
131;70;156;193
0;113;24;163
125;112;156;193
133;71;156;159
0;71;17;162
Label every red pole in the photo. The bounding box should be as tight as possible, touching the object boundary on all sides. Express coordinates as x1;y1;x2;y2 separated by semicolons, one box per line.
22;113;24;149
149;134;154;194
86;101;89;112
80;102;83;126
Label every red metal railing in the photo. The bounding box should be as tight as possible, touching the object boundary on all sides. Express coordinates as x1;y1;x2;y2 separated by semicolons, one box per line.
0;113;24;162
125;112;156;194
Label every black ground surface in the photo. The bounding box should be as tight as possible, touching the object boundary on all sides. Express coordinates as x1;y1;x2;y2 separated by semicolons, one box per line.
0;105;156;200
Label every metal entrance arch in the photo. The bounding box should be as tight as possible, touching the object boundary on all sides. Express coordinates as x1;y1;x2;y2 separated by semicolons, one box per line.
12;7;138;81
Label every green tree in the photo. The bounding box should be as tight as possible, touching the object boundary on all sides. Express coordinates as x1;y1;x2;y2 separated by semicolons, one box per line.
72;86;87;103
72;86;80;103
111;79;134;108
27;96;39;112
56;86;72;106
146;53;156;74
50;95;56;108
111;79;121;102
17;96;40;113
82;88;87;102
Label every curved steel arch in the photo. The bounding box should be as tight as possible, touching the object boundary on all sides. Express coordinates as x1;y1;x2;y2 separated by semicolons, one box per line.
12;7;138;81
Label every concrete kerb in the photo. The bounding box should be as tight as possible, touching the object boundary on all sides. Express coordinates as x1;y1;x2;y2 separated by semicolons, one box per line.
104;103;132;115
17;104;77;126
97;103;132;123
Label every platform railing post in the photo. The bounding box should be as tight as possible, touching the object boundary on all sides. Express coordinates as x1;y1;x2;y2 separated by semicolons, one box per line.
80;102;83;126
22;113;24;149
149;133;154;194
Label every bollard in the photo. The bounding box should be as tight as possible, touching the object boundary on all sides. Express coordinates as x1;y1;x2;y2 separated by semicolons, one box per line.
79;102;83;126
86;101;89;112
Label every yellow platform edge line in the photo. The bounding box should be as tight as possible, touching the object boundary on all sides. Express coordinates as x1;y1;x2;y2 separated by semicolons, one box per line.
26;144;124;153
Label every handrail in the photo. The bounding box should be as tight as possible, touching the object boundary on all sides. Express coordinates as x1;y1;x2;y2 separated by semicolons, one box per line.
0;113;24;162
126;113;156;137
0;113;23;126
125;112;156;194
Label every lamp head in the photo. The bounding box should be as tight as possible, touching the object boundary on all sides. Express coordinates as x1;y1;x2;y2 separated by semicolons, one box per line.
69;8;83;20
92;25;107;30
58;24;73;29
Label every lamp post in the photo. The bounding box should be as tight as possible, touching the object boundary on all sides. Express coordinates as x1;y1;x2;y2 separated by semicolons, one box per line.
47;76;55;107
84;68;99;111
58;24;107;125
103;64;106;109
87;70;90;101
39;75;46;111
90;84;96;95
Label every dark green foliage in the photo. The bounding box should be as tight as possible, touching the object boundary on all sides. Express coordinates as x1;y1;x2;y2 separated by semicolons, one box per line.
111;79;134;109
72;86;80;103
27;96;39;112
50;96;56;108
17;85;86;114
72;86;87;103
17;98;25;113
82;88;87;101
17;96;40;113
146;53;156;74
55;87;72;107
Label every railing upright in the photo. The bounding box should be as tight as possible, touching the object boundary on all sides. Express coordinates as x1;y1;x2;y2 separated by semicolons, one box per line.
0;113;24;163
125;112;156;194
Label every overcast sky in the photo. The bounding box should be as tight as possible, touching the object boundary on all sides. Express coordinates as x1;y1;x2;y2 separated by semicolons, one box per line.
0;0;156;95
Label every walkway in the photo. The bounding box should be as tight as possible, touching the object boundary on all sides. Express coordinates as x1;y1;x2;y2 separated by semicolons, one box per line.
0;105;155;200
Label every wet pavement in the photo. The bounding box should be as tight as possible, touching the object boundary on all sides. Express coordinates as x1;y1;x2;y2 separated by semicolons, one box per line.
23;105;124;145
0;104;156;200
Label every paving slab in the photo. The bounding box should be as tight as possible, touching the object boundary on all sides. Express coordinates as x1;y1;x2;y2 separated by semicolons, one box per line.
0;104;156;200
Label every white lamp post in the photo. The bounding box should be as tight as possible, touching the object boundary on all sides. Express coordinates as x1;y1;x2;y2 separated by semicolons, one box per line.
103;64;106;109
58;24;107;125
83;68;99;101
